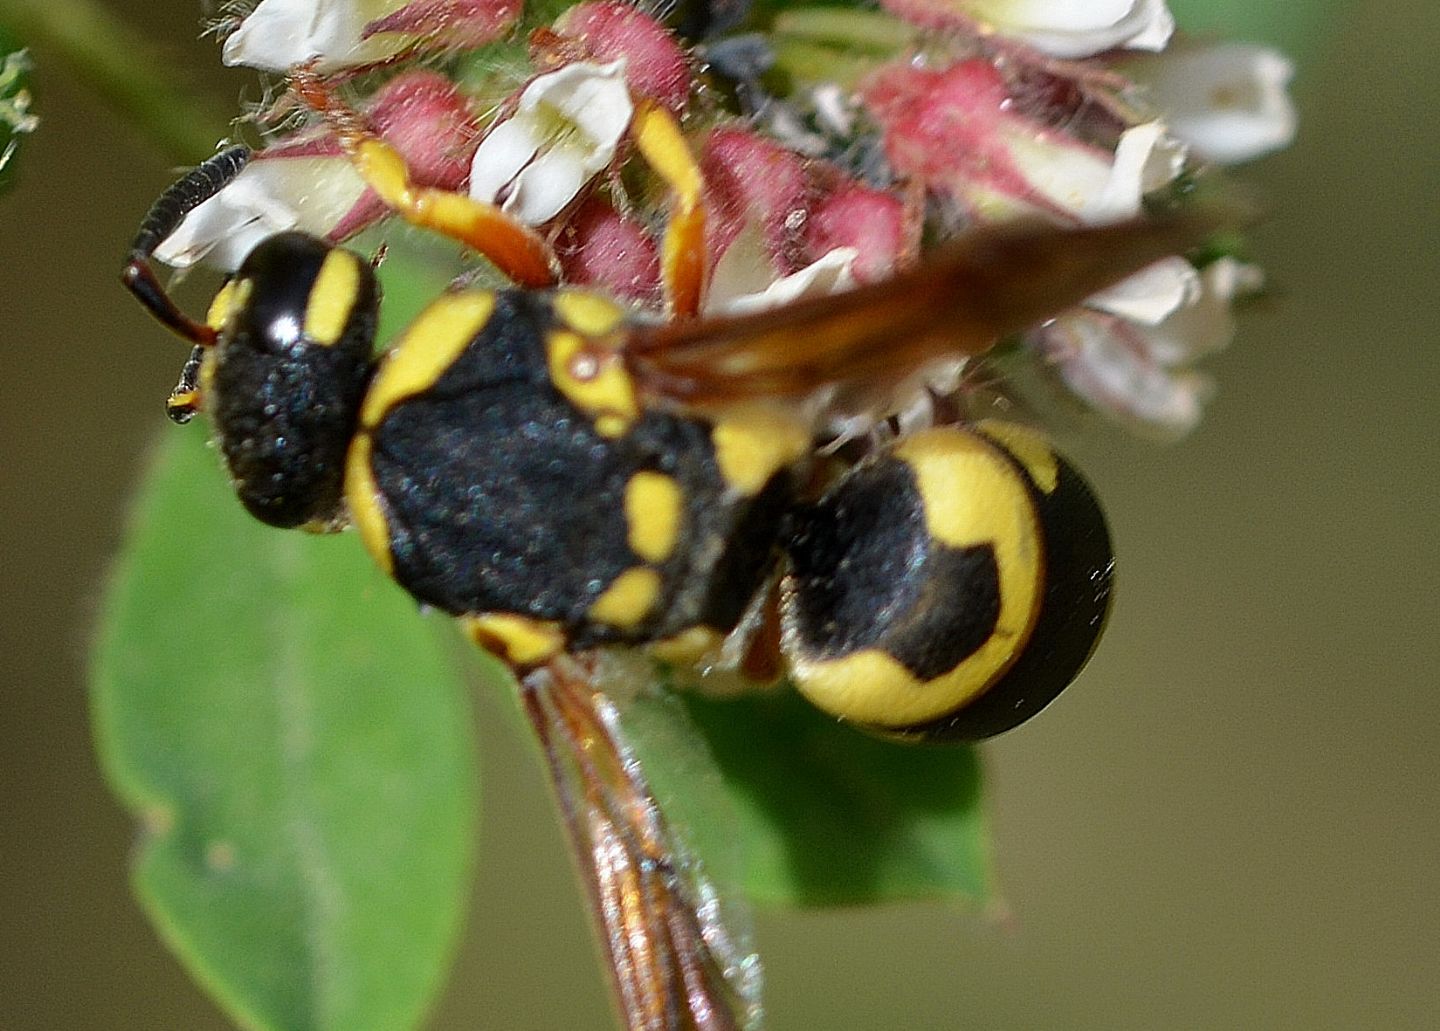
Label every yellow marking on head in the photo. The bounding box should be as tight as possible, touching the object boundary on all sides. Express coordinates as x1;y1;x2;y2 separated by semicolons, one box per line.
303;249;361;346
977;420;1060;495
554;291;625;336
545;329;639;437
343;432;394;576
361;291;496;427
648;626;724;667
710;402;811;496
625;472;684;563
587;567;662;629
463;613;566;667
205;277;252;331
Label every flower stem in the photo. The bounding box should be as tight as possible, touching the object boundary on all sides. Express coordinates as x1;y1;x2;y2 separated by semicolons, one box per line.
0;0;227;164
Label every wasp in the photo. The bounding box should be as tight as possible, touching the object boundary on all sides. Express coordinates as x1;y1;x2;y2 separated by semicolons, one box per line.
122;75;1218;1029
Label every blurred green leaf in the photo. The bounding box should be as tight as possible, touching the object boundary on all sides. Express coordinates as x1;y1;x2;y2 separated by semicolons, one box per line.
91;430;478;1031
633;685;993;908
1171;0;1350;63
0;30;37;192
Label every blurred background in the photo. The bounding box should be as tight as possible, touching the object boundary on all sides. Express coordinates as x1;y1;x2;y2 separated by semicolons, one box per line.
2;1;1436;1028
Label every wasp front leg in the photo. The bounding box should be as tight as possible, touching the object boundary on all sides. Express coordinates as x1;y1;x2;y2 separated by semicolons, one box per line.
165;346;207;424
289;67;560;288
630;100;707;320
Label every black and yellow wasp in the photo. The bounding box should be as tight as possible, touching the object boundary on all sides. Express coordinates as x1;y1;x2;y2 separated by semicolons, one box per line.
122;72;1217;1030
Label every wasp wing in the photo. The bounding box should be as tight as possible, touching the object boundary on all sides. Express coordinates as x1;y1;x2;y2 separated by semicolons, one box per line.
625;210;1231;405
522;656;762;1031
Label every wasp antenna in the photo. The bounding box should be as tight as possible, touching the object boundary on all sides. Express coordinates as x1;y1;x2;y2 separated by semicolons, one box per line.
122;145;251;347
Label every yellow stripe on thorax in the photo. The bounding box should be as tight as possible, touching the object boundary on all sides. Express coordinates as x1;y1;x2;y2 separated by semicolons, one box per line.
545;328;639;438
625;472;684;563
361;292;496;427
710;401;811;496
463;613;566;666
587;567;662;629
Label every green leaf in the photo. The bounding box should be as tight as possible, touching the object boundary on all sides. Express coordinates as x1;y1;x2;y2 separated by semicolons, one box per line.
1170;0;1350;63
0;30;37;192
632;685;994;909
91;429;478;1031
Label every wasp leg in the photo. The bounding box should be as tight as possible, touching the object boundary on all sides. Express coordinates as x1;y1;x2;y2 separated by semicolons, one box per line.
630;101;707;320
122;145;251;346
166;345;207;424
289;67;559;288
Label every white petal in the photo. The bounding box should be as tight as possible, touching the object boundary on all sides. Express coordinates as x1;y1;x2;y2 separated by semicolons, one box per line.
1087;256;1199;324
223;0;407;72
987;0;1137;33
1141;44;1297;164
1049;313;1210;438
469;61;634;225
1091;121;1186;223
502;142;589;224
469;117;547;205
154;157;367;270
714;247;859;316
515;59;633;151
1002;129;1118;221
976;0;1174;58
516;60;633;152
705;222;775;311
1142;257;1261;365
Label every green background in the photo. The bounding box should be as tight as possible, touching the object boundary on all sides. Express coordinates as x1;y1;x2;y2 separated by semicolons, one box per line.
2;1;1436;1028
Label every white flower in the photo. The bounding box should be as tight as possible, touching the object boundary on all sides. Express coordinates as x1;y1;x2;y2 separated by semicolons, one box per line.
1044;257;1262;437
1086;255;1199;325
708;246;859;315
960;0;1174;58
154;157;367;270
1136;43;1297;164
223;0;410;72
971;120;1186;225
469;61;634;225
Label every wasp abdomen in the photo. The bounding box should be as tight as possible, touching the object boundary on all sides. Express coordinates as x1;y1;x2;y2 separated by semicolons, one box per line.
781;424;1113;740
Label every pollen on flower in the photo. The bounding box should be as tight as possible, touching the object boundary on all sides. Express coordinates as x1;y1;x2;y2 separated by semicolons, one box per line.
157;0;1291;437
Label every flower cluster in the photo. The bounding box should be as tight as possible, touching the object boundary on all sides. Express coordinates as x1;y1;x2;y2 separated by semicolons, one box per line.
163;0;1294;438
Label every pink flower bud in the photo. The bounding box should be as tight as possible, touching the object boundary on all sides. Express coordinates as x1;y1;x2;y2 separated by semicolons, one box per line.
702;127;810;276
555;198;662;305
362;0;522;49
554;2;691;114
267;70;480;240
862;59;1038;205
804;182;907;282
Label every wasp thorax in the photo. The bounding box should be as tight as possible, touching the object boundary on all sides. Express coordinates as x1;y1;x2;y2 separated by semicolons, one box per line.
206;232;379;529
